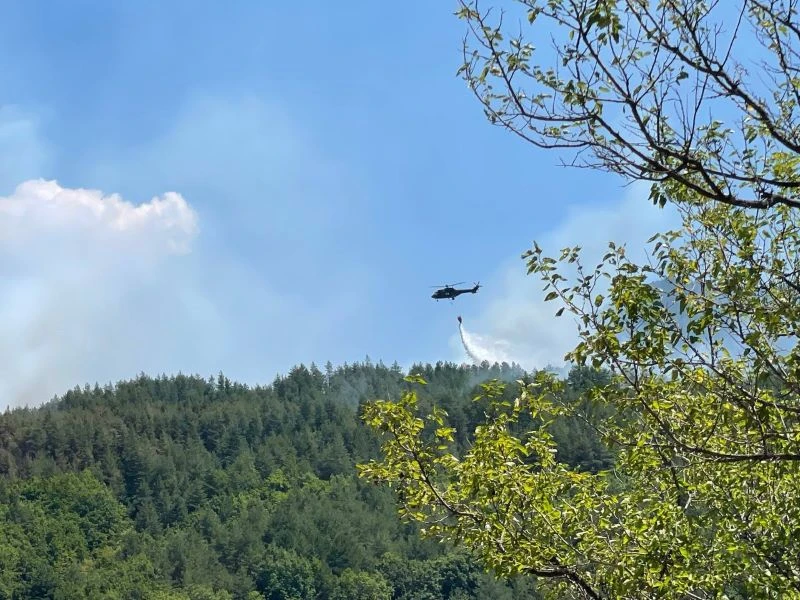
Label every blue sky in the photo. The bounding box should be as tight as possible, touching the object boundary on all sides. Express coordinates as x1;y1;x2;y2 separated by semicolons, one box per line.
0;1;677;408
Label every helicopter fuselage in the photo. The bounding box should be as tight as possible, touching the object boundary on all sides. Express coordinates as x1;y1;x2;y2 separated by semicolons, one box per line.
431;284;480;300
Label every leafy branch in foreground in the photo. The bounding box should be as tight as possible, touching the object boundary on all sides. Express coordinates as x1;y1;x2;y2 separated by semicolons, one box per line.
359;1;800;596
359;374;612;599
456;0;800;210
360;198;800;598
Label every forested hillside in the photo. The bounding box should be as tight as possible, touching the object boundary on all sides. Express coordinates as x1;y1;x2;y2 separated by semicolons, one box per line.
0;360;611;599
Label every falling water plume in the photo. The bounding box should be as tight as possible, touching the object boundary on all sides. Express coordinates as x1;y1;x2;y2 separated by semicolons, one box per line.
457;315;512;365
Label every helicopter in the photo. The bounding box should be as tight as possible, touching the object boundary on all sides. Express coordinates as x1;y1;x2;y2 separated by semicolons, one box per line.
430;281;482;301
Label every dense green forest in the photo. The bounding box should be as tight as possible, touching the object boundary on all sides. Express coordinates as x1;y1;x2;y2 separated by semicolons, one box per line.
0;360;612;599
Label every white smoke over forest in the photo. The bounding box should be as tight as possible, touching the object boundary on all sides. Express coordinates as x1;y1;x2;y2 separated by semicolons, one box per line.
466;182;681;372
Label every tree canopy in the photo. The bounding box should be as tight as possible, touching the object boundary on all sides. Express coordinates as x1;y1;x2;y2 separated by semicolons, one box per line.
1;361;604;599
456;0;800;210
360;1;800;598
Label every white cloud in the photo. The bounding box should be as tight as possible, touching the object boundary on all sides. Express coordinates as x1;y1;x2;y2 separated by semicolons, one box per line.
0;179;200;409
0;178;197;257
451;182;681;371
78;94;374;369
0;96;374;410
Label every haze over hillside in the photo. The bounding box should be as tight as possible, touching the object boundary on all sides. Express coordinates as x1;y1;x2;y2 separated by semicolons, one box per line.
0;360;612;599
0;2;677;412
